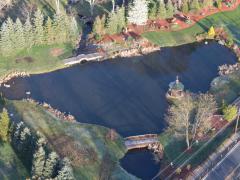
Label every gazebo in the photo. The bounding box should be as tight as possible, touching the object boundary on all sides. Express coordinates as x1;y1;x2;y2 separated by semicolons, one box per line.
167;76;184;99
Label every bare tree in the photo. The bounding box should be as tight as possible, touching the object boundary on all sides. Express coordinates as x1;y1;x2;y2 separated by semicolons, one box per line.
111;0;115;12
166;94;194;149
55;0;60;14
192;93;217;142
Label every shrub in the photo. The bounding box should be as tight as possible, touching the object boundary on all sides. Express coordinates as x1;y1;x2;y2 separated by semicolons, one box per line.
223;105;238;122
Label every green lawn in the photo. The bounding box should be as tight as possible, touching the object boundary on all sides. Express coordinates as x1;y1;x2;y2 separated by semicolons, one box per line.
210;70;240;104
6;100;137;180
158;125;233;172
0;142;29;180
142;6;240;47
0;43;73;79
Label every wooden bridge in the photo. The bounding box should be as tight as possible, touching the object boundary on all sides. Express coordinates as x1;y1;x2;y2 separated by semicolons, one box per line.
124;134;160;150
63;52;104;65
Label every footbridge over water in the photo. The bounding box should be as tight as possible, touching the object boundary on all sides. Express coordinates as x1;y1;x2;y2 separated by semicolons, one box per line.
64;52;104;65
124;134;160;150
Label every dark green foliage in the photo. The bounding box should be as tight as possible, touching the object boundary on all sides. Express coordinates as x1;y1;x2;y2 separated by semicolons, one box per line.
190;0;200;11
33;9;44;45
0;10;79;57
106;6;126;34
56;158;75;180
14;18;25;51
182;0;189;13
43;151;59;178
157;0;167;19
92;15;106;38
31;144;46;177
166;0;174;18
148;1;158;19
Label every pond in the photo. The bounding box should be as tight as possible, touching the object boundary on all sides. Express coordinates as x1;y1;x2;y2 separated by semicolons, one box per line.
0;41;237;179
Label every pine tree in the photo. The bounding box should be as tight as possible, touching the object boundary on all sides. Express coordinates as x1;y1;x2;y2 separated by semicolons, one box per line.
31;145;46;177
0;22;12;55
68;16;79;44
128;0;148;25
202;0;213;8
0;108;10;142
14;18;25;51
190;0;200;11
24;16;34;49
45;16;54;45
56;158;74;180
53;13;67;44
182;0;189;14
157;0;167;19
149;1;157;20
33;9;44;45
43;151;59;178
166;0;174;18
106;6;126;34
93;15;105;36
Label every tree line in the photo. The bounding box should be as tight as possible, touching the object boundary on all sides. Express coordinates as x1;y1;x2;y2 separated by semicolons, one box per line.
92;0;224;37
0;104;75;179
0;9;79;57
12;121;75;179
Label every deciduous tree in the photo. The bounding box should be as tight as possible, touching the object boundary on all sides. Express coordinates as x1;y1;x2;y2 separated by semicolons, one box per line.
0;108;10;142
166;94;194;149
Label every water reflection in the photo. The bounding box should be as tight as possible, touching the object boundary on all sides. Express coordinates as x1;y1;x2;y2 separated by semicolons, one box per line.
0;42;236;137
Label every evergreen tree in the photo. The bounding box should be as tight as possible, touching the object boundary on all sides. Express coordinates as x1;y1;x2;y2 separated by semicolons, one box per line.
68;16;79;44
53;13;68;44
148;1;157;20
166;0;174;18
45;16;54;45
128;0;148;25
14;18;25;51
33;9;44;45
106;7;126;34
182;0;189;14
24;16;34;49
190;0;200;11
93;15;105;36
0;108;10;142
43;151;59;178
0;22;12;55
31;145;46;177
202;0;213;8
56;158;74;180
157;0;167;19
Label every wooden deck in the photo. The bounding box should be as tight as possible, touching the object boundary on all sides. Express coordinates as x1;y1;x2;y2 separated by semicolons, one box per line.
124;134;159;150
63;52;104;65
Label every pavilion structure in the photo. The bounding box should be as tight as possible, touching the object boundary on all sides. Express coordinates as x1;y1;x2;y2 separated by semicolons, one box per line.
166;76;185;99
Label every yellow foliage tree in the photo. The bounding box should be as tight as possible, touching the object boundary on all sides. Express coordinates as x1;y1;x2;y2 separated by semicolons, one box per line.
0;108;10;142
208;26;215;38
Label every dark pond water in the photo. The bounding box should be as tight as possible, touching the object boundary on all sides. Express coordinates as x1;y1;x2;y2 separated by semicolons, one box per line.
0;41;237;179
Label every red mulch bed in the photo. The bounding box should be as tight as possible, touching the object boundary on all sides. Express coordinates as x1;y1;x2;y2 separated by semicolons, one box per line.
99;0;240;44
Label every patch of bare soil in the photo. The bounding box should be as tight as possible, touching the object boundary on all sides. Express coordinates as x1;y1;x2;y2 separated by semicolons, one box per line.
50;48;64;57
15;56;34;63
49;135;98;166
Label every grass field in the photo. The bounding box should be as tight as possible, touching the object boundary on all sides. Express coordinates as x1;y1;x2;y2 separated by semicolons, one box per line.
6;100;137;180
0;43;73;79
210;70;240;104
142;6;240;47
0;142;29;180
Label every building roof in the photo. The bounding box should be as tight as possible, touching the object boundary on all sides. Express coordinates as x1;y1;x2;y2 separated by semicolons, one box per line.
169;76;184;91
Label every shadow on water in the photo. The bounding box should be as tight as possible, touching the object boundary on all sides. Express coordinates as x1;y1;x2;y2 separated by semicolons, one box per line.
0;42;237;138
0;41;237;179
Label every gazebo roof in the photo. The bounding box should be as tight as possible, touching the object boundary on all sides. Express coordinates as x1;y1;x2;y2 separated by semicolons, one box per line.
169;76;184;91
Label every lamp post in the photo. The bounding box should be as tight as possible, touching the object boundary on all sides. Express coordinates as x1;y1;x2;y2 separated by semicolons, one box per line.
235;108;240;134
